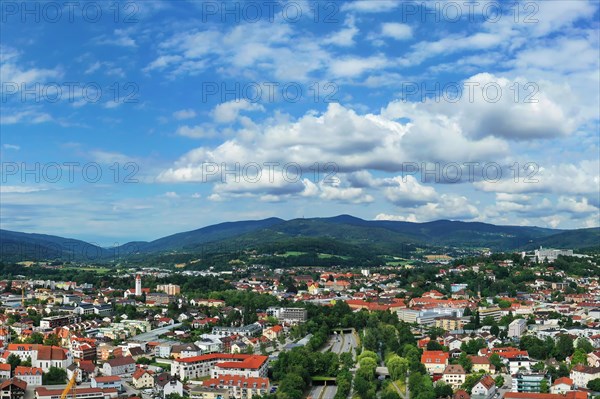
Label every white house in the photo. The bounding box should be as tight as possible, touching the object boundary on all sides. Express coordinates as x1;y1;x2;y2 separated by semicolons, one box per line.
471;375;496;399
14;366;43;386
551;377;573;394
102;356;136;376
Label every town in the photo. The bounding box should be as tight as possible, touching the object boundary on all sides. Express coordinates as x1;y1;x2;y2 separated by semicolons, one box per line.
0;247;598;399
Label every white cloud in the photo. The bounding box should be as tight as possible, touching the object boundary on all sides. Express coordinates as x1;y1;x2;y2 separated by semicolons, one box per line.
0;110;53;125
381;175;438;207
328;55;389;78
474;160;600;196
175;124;216;138
94;29;137;47
341;0;400;13
380;23;412;41
212;100;265;124
322;16;359;47
2;144;20;150
173;109;197;120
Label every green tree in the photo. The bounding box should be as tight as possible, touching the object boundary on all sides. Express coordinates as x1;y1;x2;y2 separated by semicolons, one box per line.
387;355;409;381
571;349;588;366
458;352;473;373
25;332;44;344
382;391;402;399
540;379;549;393
490;325;500;337
7;354;20;372
489;353;504;372
434;383;453;398
427;341;443;351
43;367;67;384
576;338;594;354
497;300;512;309
554;335;574;361
44;334;60;347
462;373;485;394
587;378;600;392
495;376;505;388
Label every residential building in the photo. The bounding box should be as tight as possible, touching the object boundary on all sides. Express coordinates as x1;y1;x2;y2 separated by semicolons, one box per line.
470;356;495;374
190;299;225;308
0;378;27;399
195;336;224;354
145;293;173;305
421;351;449;374
171;344;201;360
40;315;80;329
508;356;533;374
263;325;283;341
13;367;42;386
212;324;262;338
189;386;230;399
155;373;184;399
156;284;180;296
171;354;268;380
132;369;154;389
550;377;573;394
478;307;503;322
201;375;270;399
442;364;466;389
102;357;136;376
512;374;551;393
435;316;464;331
93;304;113;317
471;375;496;399
91;376;122;391
504;392;586;399
266;307;308;324
0;364;11;380
570;365;600;388
73;303;95;316
508;319;528;338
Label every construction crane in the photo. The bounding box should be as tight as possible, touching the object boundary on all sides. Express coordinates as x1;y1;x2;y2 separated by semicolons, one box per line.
60;368;78;399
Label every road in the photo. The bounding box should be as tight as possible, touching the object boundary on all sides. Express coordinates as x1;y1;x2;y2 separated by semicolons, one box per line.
308;331;358;399
322;385;337;399
133;323;182;341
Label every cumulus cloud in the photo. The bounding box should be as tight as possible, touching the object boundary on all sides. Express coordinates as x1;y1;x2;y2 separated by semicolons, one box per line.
212;100;265;124
380;23;413;41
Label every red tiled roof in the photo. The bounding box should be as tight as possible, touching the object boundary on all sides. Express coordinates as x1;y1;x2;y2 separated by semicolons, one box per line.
421;351;449;364
477;375;496;390
0;378;27;391
133;368;153;379
15;366;43;376
553;377;573;386
106;356;135;367
504;392;586;399
215;355;268;370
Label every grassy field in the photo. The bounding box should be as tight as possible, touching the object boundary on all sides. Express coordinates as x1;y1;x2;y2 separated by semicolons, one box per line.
62;266;111;273
277;251;350;260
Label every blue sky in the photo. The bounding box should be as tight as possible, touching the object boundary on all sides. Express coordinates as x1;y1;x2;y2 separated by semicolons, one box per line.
1;0;599;245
